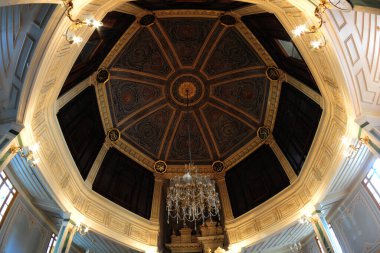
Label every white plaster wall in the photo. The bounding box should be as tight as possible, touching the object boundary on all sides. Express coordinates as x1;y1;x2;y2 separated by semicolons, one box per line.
0;196;52;253
303;237;321;253
329;184;380;253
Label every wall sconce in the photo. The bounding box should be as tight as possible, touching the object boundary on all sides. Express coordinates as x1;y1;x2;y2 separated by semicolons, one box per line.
292;0;351;49
292;0;329;49
61;0;102;44
299;214;317;224
10;143;40;167
75;223;89;236
342;136;369;158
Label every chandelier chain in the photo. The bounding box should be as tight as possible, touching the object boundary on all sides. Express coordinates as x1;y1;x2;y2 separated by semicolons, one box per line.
186;89;193;166
166;87;221;229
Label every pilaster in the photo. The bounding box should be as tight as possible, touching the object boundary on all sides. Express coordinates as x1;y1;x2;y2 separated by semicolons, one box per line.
150;174;164;222
215;174;234;222
54;215;77;253
310;210;337;253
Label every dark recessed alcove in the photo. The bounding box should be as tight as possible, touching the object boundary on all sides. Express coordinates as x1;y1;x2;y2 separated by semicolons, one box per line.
226;145;290;217
274;82;322;175
57;87;105;180
93;148;154;219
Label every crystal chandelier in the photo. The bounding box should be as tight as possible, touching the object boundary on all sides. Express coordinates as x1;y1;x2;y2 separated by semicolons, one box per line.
166;89;221;227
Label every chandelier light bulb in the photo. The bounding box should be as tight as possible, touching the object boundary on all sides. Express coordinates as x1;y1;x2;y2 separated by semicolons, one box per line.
71;36;83;44
31;158;40;166
311;40;322;49
341;136;351;145
292;24;308;37
92;20;103;28
182;171;192;182
85;18;103;28
29;143;40;153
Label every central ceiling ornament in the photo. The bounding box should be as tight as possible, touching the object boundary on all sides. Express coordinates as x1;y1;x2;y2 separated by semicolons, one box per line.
169;74;206;108
179;82;196;99
166;89;221;228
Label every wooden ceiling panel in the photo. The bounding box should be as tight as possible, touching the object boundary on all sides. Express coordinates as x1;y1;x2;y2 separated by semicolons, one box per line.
159;18;216;66
203;28;264;77
112;28;172;77
166;112;212;163
123;105;175;158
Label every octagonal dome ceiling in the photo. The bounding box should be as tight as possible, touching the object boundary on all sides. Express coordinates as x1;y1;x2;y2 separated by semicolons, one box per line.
103;15;271;165
58;3;323;219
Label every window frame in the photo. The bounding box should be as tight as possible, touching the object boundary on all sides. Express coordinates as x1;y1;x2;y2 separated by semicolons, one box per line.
46;233;57;253
362;158;380;209
328;223;343;253
275;39;303;61
0;171;18;228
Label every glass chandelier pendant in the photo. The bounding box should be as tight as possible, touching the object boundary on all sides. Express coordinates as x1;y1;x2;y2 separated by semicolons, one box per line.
166;89;221;228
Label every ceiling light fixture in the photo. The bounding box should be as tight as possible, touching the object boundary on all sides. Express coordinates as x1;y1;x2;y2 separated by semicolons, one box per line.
292;0;331;49
10;143;40;167
292;0;351;49
299;214;317;224
166;89;221;229
61;0;102;44
342;136;369;158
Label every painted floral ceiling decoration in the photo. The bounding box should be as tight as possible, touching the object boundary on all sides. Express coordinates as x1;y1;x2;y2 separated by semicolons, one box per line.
104;16;271;165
